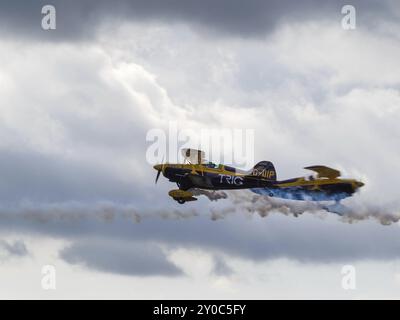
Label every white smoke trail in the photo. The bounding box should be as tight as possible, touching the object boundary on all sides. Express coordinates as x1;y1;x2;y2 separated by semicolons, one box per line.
336;202;400;225
223;190;400;225
190;189;228;201
223;190;323;218
0;202;200;224
0;191;398;226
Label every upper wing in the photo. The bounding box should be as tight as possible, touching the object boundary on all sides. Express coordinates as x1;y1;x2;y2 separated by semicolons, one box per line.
304;165;341;179
181;148;206;164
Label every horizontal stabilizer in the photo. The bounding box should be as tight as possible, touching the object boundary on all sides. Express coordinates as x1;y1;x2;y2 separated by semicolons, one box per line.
304;165;341;179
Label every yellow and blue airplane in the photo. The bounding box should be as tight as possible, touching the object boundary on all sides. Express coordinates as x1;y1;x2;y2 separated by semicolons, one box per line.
154;149;364;206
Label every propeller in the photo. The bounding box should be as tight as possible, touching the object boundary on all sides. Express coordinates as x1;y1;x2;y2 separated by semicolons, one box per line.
155;170;161;184
155;156;165;184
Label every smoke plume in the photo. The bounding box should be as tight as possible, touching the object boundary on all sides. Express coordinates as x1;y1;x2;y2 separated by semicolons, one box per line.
223;190;400;225
0;190;398;226
190;189;228;201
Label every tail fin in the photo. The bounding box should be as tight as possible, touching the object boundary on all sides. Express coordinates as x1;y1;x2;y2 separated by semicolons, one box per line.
249;161;277;180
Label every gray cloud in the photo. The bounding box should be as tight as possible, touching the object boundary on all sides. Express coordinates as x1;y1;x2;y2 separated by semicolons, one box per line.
212;255;233;276
60;239;181;276
0;0;396;41
0;239;29;259
0;149;145;204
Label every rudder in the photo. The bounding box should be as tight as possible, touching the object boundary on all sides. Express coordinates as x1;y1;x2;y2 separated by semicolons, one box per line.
249;161;277;180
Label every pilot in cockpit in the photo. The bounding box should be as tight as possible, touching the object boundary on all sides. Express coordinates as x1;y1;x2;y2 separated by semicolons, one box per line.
204;162;217;169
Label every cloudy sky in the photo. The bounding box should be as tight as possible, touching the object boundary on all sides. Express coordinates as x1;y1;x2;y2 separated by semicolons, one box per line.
0;0;400;299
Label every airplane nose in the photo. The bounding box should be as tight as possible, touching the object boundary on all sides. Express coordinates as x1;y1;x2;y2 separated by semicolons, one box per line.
153;164;162;171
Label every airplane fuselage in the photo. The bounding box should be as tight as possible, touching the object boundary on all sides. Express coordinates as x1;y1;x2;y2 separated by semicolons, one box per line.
154;163;364;203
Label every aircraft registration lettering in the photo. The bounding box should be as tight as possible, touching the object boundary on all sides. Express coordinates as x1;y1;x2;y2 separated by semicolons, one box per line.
219;174;244;186
252;169;275;179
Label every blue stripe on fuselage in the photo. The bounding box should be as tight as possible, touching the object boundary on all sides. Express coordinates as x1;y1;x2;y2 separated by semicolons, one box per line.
250;187;350;202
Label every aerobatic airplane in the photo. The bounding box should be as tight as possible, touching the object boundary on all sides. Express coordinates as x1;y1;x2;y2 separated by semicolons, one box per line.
154;149;364;206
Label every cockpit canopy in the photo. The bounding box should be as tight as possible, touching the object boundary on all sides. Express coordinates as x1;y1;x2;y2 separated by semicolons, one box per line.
202;162;238;173
204;162;218;169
